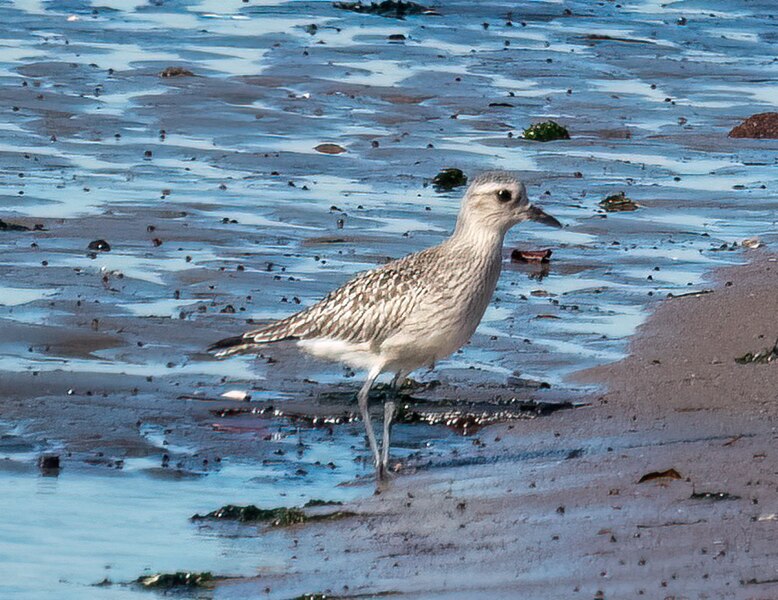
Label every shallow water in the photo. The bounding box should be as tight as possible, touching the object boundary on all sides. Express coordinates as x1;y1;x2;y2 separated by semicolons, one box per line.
1;0;777;597
0;425;366;600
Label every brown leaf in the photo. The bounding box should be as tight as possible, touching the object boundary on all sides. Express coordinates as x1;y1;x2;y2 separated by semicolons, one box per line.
314;143;347;154
638;468;682;483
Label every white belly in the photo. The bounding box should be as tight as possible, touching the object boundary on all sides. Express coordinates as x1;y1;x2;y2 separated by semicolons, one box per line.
297;338;382;371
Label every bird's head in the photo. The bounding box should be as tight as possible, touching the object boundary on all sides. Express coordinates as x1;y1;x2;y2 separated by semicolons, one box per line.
456;171;561;237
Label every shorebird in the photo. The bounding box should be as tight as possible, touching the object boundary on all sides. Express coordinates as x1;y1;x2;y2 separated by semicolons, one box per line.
209;171;561;479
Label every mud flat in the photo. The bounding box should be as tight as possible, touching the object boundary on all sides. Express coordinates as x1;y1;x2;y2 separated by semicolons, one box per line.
215;252;778;600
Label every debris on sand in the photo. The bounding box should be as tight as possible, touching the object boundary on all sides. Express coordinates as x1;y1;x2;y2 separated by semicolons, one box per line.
137;571;215;589
87;239;111;252
637;468;682;483
710;241;739;252
220;390;251;401
159;66;195;78
690;491;741;502
393;399;575;434
735;339;778;365
191;504;354;526
728;112;778;138
333;1;437;18
584;34;655;45
598;192;639;212
522;120;570;142
511;249;552;263
742;237;763;249
0;219;31;232
314;143;347;154
432;167;467;192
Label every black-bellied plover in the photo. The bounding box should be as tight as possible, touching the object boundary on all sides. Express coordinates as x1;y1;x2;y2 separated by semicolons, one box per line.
210;171;561;479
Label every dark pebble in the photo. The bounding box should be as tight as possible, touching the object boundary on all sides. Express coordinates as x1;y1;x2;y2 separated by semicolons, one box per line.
87;239;111;251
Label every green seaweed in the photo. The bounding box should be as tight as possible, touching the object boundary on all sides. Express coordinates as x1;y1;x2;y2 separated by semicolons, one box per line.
192;504;355;526
303;499;343;508
522;120;570;142
137;571;214;589
598;192;639;212
333;1;431;18
432;168;468;192
192;505;307;525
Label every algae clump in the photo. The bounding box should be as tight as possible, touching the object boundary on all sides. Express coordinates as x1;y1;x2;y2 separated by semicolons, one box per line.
432;168;468;192
191;504;355;527
522;121;570;142
333;1;431;18
192;504;307;526
598;192;639;212
137;571;214;589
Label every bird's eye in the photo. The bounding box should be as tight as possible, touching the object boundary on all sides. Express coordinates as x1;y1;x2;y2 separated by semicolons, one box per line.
497;189;512;203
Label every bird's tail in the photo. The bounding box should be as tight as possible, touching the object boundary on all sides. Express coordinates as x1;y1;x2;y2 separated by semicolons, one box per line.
207;335;260;358
208;319;301;358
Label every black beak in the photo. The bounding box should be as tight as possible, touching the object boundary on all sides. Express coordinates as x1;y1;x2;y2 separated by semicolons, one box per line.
527;204;563;228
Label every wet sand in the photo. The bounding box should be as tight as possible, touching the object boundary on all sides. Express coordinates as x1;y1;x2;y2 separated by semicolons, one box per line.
216;251;778;599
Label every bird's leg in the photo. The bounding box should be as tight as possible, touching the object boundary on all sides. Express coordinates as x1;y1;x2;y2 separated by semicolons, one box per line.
357;368;381;471
390;371;404;393
380;399;397;478
379;370;408;478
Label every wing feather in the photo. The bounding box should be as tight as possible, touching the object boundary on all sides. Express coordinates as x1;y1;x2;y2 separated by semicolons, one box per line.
209;248;433;356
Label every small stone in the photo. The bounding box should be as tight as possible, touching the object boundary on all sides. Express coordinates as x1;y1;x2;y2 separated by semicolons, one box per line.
87;239;111;251
38;454;60;472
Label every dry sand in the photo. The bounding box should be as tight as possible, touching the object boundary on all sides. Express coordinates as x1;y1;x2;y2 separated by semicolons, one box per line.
216;251;778;600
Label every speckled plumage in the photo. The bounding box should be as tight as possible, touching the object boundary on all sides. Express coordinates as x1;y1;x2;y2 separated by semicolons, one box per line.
210;171;561;478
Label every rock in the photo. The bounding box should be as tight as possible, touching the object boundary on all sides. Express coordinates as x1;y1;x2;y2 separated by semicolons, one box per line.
432;168;467;192
38;454;60;473
87;239;111;251
728;112;778;138
522;120;570;142
159;66;195;78
598;192;639;212
314;143;347;154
